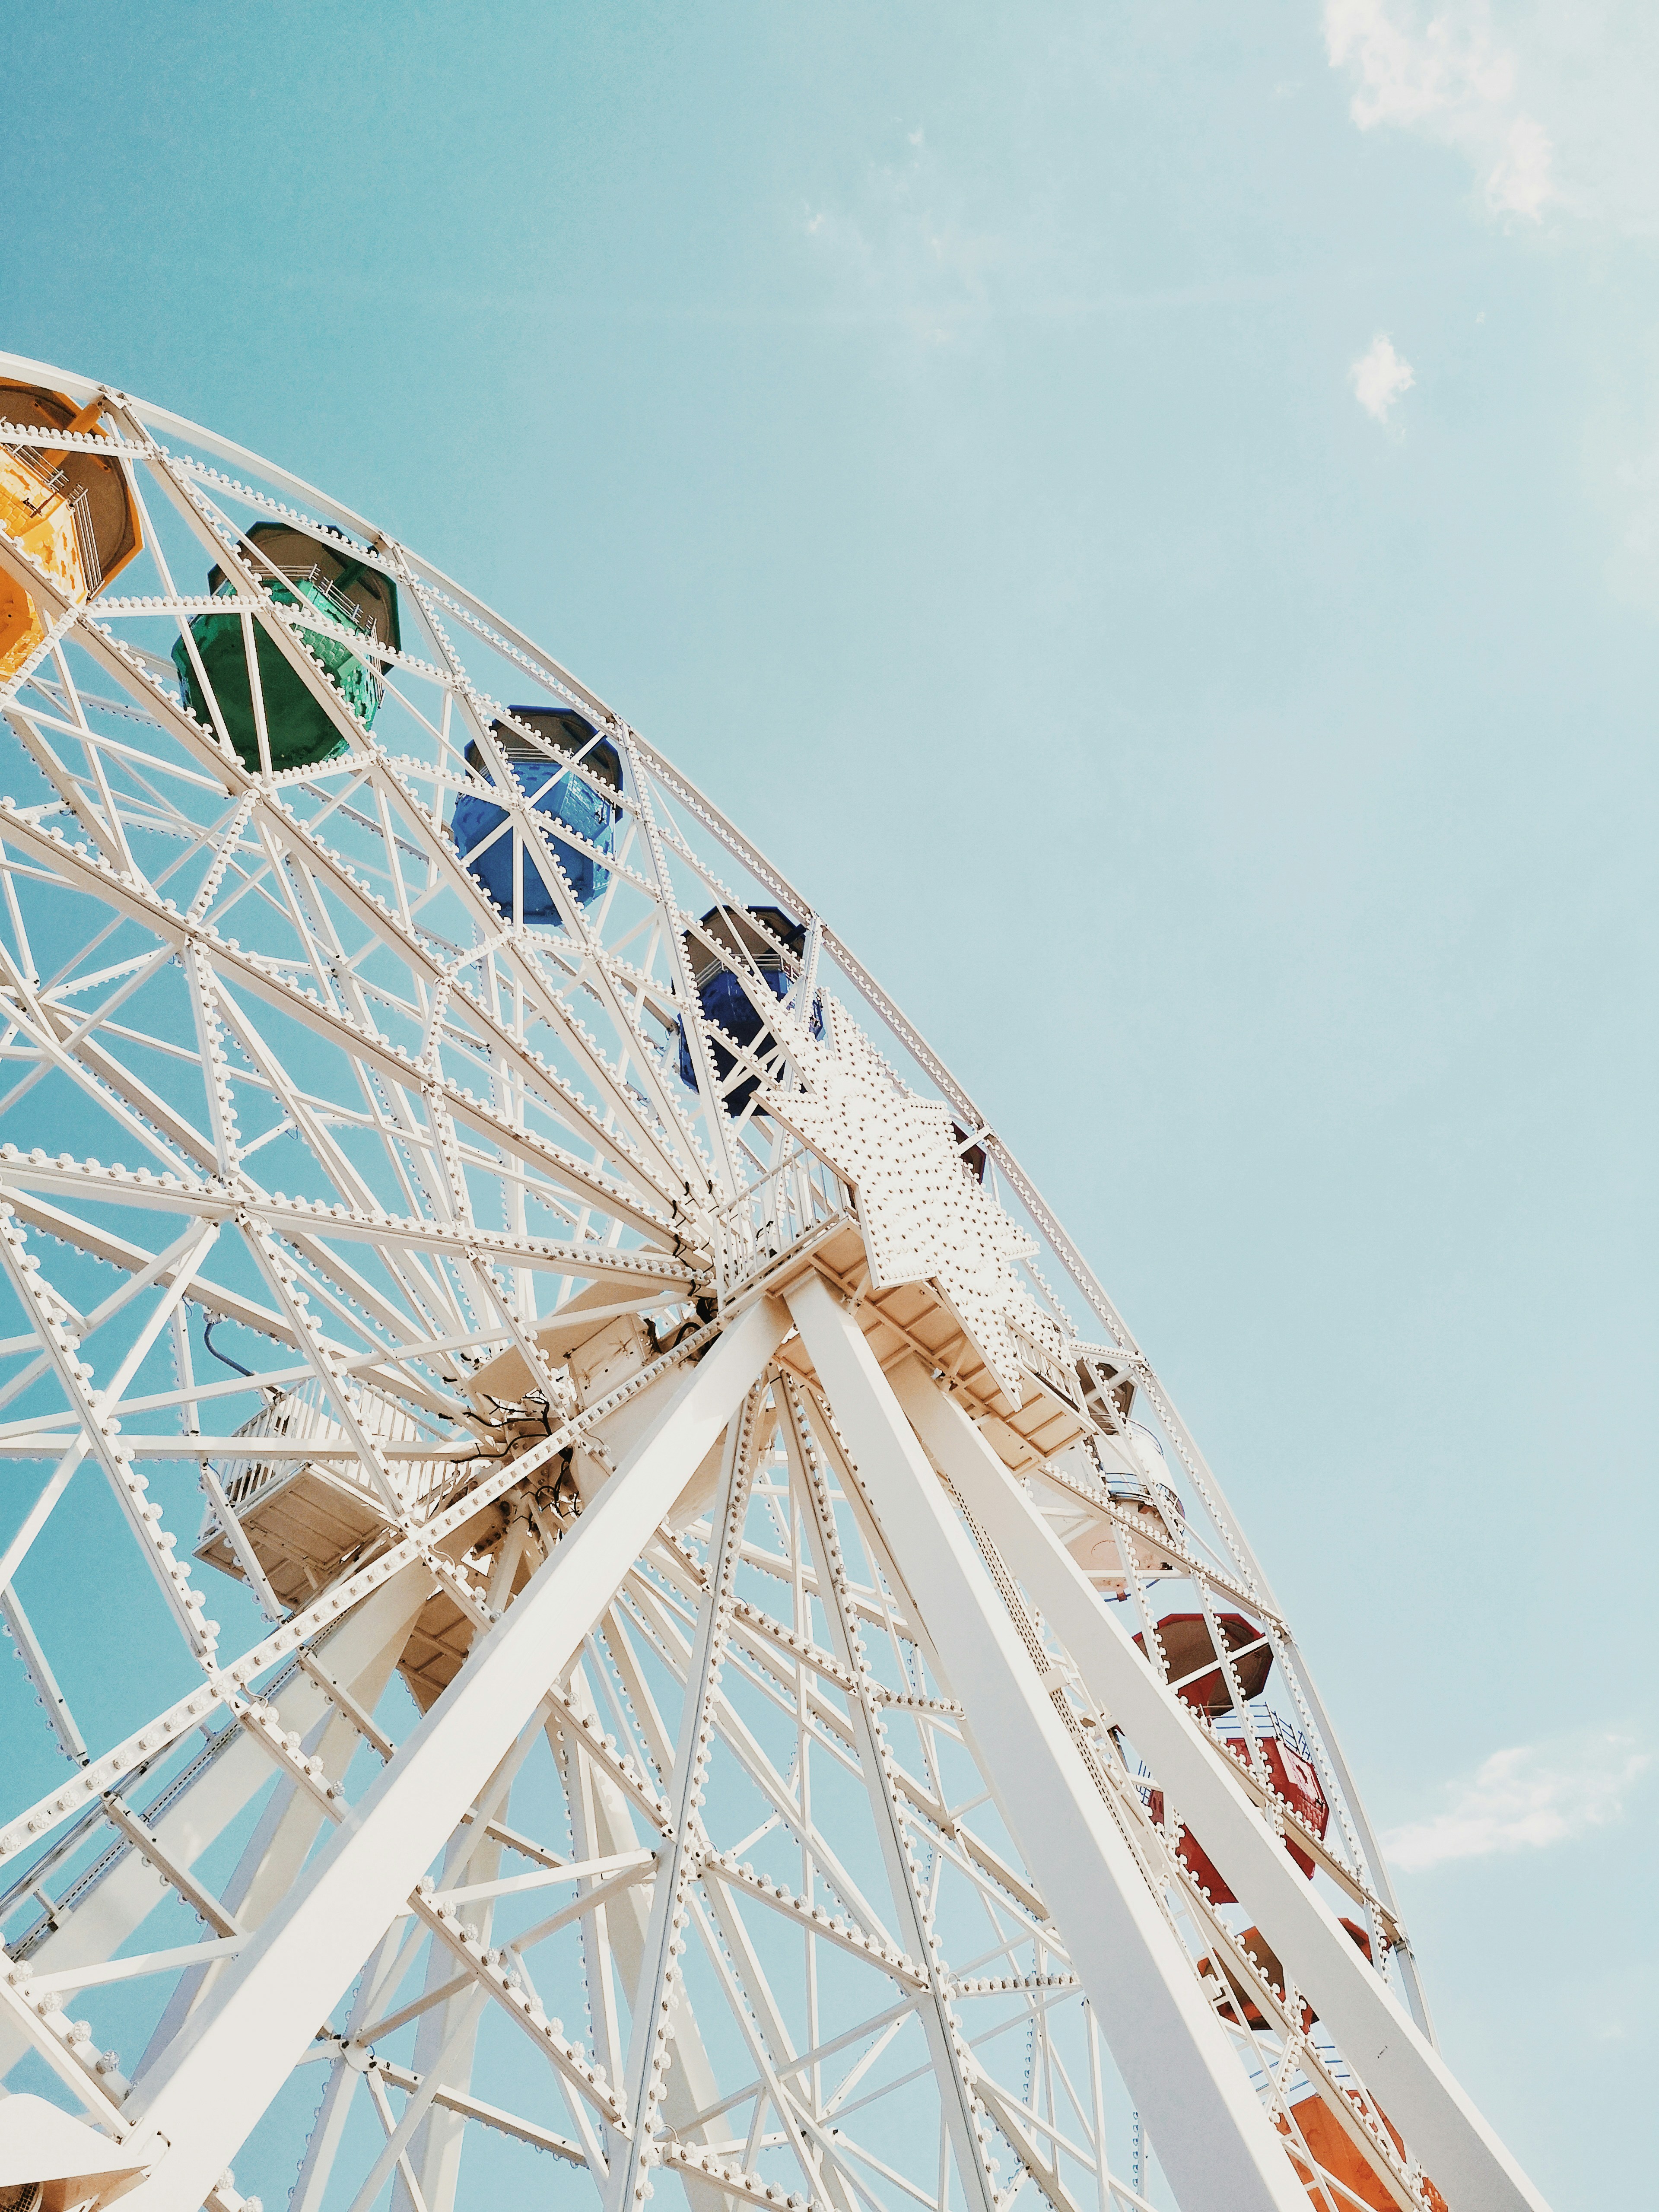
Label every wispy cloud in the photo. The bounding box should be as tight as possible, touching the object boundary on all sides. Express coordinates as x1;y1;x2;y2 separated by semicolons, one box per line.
1351;333;1415;423
1326;7;1659;612
1325;0;1556;219
1384;1732;1651;1872
1487;111;1555;219
1328;0;1514;132
802;126;1003;347
1325;2;1659;234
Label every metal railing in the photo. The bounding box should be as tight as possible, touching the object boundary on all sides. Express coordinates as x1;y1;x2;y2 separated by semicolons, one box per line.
217;558;373;637
213;1376;452;1518
269;561;373;634
710;1142;853;1302
1231;1699;1322;1772
4;444;102;593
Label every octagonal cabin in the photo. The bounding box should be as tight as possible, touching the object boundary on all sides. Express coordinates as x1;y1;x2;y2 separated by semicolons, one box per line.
172;521;400;772
450;707;622;922
0;379;143;681
678;902;811;1116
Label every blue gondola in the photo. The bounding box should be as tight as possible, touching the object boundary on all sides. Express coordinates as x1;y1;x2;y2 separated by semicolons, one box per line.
450;707;620;922
677;904;816;1116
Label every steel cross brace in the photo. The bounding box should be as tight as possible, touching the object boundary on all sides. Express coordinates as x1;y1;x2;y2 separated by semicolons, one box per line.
111;1294;788;2212
606;1383;765;2212
779;1374;1003;2212
783;1271;1308;2212
892;1354;1548;2212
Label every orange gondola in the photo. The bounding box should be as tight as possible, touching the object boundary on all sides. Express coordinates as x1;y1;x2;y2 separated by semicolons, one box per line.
0;380;143;681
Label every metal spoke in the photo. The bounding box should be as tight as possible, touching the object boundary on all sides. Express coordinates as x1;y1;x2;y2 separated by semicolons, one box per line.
0;361;1546;2212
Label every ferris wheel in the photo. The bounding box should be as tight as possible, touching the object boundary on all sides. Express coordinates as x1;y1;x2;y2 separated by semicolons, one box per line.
0;356;1549;2212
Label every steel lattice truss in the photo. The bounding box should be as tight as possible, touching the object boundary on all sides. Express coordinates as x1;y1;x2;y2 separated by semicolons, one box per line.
0;355;1548;2212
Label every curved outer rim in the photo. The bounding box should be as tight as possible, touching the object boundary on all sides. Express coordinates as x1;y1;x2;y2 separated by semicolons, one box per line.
0;345;1425;2033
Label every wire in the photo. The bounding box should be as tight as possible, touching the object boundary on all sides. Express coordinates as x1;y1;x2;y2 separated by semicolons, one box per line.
202;1314;254;1379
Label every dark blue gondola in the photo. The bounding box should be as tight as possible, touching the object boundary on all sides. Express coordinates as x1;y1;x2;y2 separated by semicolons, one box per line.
677;904;817;1116
450;707;621;922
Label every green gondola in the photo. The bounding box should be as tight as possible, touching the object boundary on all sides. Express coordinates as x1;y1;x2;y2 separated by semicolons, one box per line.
173;522;400;772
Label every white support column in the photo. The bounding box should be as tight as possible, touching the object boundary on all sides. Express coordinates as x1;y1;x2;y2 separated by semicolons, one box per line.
118;1295;789;2212
891;1353;1554;2212
289;1923;412;2212
132;1615;416;2086
784;1272;1306;2212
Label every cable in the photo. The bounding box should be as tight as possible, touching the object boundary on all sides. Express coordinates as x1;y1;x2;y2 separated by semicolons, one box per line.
202;1314;254;1379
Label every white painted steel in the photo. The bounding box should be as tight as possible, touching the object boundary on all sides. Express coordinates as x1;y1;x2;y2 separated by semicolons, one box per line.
892;1354;1550;2212
0;354;1553;2212
116;1298;787;2212
777;1377;1001;2212
784;1275;1306;2212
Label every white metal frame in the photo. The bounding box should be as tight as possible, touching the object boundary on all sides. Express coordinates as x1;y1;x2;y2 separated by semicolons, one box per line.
0;353;1548;2212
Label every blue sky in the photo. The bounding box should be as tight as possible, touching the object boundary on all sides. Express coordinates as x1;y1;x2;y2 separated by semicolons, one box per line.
6;4;1657;2204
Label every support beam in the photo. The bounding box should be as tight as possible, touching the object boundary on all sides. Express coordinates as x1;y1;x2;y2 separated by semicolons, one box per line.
116;1294;789;2212
4;1562;435;2063
891;1353;1553;2212
784;1272;1305;2212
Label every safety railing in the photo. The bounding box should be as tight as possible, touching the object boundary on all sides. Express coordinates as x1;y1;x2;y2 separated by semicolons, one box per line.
710;1139;854;1302
213;1376;453;1519
4;445;102;593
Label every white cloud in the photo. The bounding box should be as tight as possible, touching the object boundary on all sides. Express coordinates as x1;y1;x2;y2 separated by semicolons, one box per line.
1325;2;1659;233
1384;1732;1651;1872
801;131;1001;348
1486;110;1555;216
1326;0;1555;220
1327;0;1516;133
1351;333;1415;423
1325;9;1659;610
